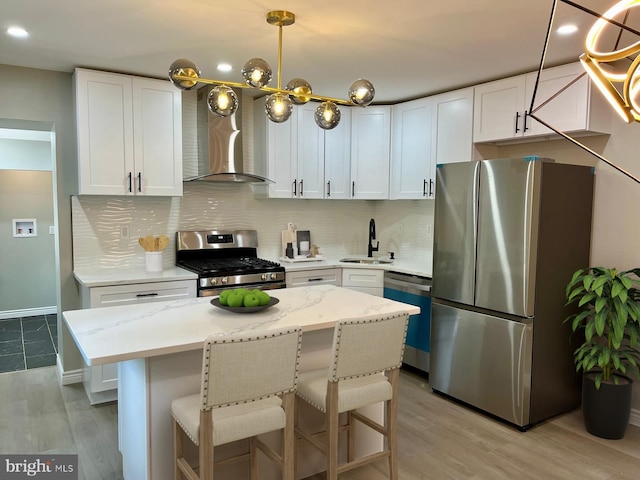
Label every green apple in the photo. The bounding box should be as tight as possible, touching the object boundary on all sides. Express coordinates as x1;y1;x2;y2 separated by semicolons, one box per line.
257;291;271;306
218;290;232;306
227;292;245;308
243;293;261;307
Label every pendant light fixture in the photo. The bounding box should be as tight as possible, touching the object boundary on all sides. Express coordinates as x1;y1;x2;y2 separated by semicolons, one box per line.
168;10;375;129
575;0;640;123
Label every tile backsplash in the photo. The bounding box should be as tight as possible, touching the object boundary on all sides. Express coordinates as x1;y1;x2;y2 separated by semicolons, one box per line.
71;182;434;271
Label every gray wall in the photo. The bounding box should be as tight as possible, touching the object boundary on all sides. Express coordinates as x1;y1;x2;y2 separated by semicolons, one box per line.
0;170;56;311
0;64;81;374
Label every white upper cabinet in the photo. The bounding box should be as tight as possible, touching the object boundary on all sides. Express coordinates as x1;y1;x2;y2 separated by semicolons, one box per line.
433;87;474;165
323;108;352;199
296;105;327;199
390;87;473;199
75;68;183;196
390;97;434;199
473;62;611;143
350;106;391;199
255;102;352;199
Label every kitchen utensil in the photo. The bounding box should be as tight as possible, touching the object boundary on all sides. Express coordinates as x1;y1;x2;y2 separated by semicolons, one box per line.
158;235;170;251
138;234;170;252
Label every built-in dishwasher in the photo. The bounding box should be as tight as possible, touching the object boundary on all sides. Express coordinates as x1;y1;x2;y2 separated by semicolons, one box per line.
383;271;432;374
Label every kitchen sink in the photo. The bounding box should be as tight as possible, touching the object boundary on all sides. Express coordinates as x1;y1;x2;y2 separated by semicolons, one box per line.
339;257;393;265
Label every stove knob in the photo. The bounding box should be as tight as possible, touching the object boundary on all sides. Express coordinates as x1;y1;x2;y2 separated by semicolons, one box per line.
221;277;228;284
270;273;277;280
261;273;268;281
210;278;217;286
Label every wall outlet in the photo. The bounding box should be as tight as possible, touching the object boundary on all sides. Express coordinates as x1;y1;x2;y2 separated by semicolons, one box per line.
120;225;130;240
49;226;55;235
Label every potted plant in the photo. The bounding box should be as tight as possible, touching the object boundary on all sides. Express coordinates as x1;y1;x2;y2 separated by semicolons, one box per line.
565;266;640;439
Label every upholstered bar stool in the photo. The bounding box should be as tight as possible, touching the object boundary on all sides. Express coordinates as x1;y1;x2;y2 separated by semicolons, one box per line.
171;326;302;480
295;313;409;480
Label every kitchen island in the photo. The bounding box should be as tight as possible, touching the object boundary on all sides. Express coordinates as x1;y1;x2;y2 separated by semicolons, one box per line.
63;284;419;480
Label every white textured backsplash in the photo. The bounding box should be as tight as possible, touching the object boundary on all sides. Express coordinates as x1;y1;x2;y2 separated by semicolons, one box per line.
72;183;434;271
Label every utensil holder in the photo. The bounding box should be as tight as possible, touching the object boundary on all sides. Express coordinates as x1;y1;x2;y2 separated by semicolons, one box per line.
145;252;163;272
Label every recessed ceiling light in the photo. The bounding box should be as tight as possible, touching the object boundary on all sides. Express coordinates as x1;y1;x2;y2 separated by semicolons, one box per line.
217;63;232;72
557;24;578;35
7;26;29;38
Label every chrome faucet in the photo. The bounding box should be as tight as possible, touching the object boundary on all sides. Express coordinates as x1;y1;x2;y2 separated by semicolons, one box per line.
368;218;379;257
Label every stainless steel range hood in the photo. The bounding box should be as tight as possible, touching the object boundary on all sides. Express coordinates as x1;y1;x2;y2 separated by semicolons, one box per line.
185;85;272;183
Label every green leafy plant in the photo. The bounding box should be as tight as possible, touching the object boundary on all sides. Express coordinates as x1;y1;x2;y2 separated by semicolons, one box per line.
565;267;640;389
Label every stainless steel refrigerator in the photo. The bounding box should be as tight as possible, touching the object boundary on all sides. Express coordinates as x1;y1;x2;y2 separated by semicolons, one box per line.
430;157;594;429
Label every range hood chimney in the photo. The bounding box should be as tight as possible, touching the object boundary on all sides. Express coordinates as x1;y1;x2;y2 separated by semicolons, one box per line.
186;85;272;183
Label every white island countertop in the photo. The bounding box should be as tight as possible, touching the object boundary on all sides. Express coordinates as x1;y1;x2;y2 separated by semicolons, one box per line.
63;284;420;367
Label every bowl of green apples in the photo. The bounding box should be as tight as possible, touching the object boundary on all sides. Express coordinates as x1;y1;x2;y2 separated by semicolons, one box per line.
211;288;279;313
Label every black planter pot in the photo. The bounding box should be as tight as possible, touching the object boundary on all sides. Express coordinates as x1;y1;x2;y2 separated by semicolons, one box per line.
582;372;633;440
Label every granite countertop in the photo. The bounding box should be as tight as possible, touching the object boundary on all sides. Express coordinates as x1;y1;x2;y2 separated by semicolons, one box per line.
63;284;420;366
278;256;432;278
73;255;430;289
73;267;198;288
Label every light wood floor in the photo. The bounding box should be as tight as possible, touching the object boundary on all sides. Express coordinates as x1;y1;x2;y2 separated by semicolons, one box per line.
1;366;638;479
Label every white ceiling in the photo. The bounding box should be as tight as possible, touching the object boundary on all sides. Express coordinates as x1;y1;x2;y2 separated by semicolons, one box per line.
0;0;623;103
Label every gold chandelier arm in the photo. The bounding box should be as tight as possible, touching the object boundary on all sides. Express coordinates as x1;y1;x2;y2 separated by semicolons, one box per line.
171;74;355;106
277;23;283;90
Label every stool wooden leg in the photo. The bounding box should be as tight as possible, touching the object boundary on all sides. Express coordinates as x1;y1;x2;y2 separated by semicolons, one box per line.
200;409;214;480
282;392;295;480
327;382;339;480
173;418;183;480
250;437;258;480
388;369;399;480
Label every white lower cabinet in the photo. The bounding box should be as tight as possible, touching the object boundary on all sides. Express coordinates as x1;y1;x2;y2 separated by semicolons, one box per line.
341;268;384;297
286;268;342;288
80;279;197;404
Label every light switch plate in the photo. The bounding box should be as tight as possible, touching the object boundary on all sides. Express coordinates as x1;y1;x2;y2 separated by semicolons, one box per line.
49;226;55;235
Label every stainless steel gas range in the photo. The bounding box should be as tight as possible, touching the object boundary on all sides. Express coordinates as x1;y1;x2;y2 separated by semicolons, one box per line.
175;230;285;297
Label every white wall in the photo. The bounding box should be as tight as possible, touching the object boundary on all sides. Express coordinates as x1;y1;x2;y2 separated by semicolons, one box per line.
0;170;56;314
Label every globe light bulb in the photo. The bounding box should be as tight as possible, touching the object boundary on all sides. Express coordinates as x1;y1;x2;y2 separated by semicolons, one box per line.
207;85;239;117
265;93;293;123
286;78;313;105
348;79;375;106
241;58;272;88
168;59;201;90
314;101;341;130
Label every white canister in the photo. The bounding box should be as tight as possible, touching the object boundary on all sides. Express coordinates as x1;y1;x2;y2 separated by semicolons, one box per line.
145;251;163;272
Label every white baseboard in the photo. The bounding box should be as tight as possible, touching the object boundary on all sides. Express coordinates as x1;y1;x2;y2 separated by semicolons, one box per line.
0;306;57;320
630;408;640;427
56;355;83;385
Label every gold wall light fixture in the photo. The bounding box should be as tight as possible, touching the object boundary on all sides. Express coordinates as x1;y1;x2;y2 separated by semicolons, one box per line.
574;0;640;123
527;0;640;185
168;10;375;130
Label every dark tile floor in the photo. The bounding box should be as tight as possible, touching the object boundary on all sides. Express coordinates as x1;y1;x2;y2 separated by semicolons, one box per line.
0;314;58;374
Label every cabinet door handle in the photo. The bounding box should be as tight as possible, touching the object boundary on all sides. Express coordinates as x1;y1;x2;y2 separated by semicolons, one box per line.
137;172;142;192
423;179;427;197
429;179;434;197
300;179;304;197
352;181;355;197
292;179;297;196
523;111;529;132
327;181;331;197
128;172;132;192
515;111;521;134
136;293;159;298
308;277;325;282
